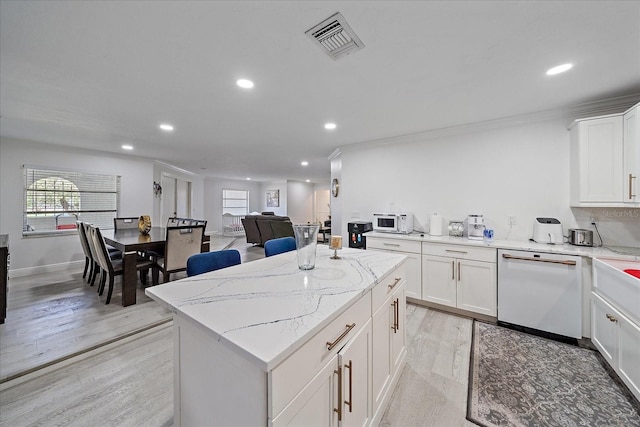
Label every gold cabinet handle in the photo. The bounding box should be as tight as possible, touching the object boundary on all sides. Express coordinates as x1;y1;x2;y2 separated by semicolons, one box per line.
393;298;400;333
391;300;397;333
344;360;353;413
451;260;455;280
501;253;577;266
388;277;402;290
445;249;468;254
630;174;637;200
606;313;618;323
458;262;461;281
334;365;342;421
327;323;356;351
383;243;401;247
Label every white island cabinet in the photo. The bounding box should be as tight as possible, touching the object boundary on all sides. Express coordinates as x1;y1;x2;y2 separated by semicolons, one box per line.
146;247;407;427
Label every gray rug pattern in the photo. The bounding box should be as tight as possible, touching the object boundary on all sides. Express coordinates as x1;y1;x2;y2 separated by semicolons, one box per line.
468;321;640;427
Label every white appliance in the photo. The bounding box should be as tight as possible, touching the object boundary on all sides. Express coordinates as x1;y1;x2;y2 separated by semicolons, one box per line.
532;217;564;244
467;214;485;240
372;213;413;234
498;249;582;338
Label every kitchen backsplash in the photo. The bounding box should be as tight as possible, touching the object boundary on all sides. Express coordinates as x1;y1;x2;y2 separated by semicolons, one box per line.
571;207;640;248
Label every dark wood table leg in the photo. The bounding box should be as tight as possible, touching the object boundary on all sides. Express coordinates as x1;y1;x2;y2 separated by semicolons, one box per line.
122;250;137;306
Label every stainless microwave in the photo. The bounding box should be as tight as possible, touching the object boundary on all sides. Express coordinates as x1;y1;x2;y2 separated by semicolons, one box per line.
372;213;414;234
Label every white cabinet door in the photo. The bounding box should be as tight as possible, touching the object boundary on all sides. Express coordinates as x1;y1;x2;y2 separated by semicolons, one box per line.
402;252;420;300
618;311;640;400
371;280;405;422
371;296;392;416
591;294;618;366
456;259;496;316
623;104;640;205
390;285;406;375
571;115;624;204
272;355;338;427
422;255;456;308
339;320;372;427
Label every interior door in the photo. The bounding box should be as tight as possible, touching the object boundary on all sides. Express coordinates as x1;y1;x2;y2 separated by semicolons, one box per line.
161;176;192;225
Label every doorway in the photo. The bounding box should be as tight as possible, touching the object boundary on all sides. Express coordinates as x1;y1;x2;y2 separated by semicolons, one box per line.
161;175;192;225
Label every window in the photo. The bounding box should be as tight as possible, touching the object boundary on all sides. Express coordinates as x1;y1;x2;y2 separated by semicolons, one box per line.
23;166;121;235
222;189;249;216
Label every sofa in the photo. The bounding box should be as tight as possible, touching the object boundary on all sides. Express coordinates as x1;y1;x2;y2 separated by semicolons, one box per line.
241;215;295;246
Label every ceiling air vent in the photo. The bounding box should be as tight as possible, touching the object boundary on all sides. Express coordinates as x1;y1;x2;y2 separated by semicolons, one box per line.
305;12;364;60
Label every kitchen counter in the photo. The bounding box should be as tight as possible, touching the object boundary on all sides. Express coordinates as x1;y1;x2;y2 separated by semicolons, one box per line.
146;246;406;371
366;231;640;261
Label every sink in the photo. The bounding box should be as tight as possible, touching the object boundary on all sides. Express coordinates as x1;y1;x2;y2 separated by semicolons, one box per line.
593;257;640;324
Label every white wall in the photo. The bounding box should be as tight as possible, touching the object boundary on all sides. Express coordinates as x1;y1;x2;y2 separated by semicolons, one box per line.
153;161;205;227
286;180;314;225
203;177;262;233
260;181;287;216
0;138;155;274
336;117;640;247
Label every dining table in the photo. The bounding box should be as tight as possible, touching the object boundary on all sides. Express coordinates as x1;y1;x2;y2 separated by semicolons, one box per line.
102;227;210;306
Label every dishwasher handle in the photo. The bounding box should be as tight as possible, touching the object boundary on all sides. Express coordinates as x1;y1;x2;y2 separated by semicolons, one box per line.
501;253;577;266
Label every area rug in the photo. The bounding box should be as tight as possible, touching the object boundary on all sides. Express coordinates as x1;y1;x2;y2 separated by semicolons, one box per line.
467;321;640;427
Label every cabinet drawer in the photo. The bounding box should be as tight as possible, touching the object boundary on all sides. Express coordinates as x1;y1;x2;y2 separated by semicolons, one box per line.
367;237;421;254
269;291;372;418
372;264;406;312
422;243;496;263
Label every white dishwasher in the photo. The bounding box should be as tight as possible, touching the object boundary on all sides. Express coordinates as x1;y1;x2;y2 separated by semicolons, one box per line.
498;249;582;339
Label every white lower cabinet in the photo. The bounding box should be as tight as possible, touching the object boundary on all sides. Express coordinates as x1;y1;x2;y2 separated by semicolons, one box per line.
366;237;421;299
591;292;640;401
273;321;372;427
272;264;406;427
371;276;406;423
422;243;497;317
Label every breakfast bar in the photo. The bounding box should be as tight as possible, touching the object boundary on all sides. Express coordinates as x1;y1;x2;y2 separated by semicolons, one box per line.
146;246;408;426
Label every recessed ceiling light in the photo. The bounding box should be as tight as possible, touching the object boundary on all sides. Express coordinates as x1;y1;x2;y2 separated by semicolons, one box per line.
301;161;309;166
305;179;310;183
237;79;254;89
121;144;134;150
324;123;337;130
246;177;251;180
159;123;174;132
546;63;573;76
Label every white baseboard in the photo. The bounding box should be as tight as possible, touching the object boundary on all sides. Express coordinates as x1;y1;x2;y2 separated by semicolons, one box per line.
9;260;84;278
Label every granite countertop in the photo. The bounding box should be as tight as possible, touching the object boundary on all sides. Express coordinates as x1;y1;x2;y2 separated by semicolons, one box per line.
366;231;640;261
146;246;406;371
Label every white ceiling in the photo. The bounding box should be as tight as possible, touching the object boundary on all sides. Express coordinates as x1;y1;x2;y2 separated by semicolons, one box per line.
1;1;639;183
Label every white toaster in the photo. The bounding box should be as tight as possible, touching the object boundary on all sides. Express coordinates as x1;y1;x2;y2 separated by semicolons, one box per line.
533;217;564;244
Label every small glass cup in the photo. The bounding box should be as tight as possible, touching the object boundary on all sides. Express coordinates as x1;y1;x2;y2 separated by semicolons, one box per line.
329;235;342;259
293;224;319;270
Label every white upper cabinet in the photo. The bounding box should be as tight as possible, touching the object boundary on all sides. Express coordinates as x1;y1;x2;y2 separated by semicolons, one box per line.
570;102;640;207
623;104;640;205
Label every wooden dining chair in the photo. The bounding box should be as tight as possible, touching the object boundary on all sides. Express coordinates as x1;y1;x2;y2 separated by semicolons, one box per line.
91;226;154;304
113;217;139;230
76;221;93;282
151;225;205;284
83;223;102;286
186;250;241;277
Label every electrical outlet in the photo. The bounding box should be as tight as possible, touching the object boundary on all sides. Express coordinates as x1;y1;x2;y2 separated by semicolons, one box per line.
509;216;517;225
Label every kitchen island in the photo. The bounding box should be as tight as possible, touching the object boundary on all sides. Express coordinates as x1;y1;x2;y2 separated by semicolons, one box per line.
146;246;407;426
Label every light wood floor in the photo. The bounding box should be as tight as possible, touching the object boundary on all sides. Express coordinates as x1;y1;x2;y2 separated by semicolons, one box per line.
0;235;262;381
1;236;476;426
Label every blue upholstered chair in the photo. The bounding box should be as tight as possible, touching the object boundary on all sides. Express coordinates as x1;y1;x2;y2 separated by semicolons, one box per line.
264;236;296;257
186;249;241;277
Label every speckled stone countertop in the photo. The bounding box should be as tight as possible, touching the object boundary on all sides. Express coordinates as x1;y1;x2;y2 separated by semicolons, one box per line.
366;231;640;261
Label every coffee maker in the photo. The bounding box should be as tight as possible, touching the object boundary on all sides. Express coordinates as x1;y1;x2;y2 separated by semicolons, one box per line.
467;214;485;240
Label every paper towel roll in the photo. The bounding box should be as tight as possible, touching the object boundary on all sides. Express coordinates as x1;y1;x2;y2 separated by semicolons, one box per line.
430;214;442;236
